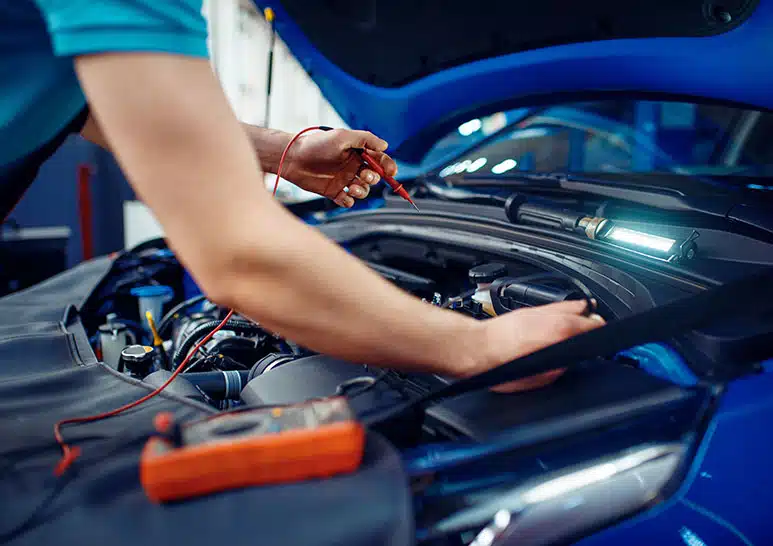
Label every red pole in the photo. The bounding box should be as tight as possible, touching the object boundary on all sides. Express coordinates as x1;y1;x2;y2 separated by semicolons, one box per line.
77;164;94;261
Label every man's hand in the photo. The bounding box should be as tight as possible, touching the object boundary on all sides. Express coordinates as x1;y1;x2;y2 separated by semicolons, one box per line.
83;119;398;209
461;300;606;392
278;128;398;208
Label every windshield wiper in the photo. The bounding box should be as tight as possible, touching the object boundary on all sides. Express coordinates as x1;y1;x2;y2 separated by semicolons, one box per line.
438;172;732;216
418;180;509;204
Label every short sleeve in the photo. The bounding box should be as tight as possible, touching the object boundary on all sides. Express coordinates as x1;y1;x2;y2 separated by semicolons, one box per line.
33;0;209;58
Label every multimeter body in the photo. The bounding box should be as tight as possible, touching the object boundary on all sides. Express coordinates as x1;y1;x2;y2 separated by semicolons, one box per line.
140;397;366;503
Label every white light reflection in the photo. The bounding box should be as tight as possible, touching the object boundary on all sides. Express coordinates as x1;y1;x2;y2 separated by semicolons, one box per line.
458;119;482;136
439;164;457;178
522;447;666;505
491;159;518;174
467;157;488;173
455;160;472;173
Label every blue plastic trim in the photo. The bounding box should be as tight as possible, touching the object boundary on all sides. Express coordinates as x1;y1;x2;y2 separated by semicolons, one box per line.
130;285;174;299
618;343;698;387
255;0;773;160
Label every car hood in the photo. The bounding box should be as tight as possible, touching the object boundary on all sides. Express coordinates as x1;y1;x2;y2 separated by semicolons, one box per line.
256;0;771;162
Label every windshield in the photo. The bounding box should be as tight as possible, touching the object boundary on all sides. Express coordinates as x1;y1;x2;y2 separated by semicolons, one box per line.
433;100;773;183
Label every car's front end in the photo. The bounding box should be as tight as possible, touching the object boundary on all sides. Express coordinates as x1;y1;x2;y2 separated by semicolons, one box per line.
3;0;773;544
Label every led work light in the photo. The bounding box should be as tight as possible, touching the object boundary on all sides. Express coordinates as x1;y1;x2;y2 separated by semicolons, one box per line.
505;195;699;262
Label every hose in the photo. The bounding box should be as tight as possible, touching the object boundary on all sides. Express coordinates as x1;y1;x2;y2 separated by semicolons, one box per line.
176;370;251;399
172;318;262;367
248;353;296;380
157;294;208;337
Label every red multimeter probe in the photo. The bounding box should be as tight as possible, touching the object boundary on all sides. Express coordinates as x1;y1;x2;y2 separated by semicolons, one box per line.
140;397;365;503
357;150;420;211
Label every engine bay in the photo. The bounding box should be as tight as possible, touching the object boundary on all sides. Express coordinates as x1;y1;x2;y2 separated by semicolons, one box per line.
80;232;713;544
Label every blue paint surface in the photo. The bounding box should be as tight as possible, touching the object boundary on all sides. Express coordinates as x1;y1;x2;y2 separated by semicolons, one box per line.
254;1;773;159
577;370;773;545
619;344;698;387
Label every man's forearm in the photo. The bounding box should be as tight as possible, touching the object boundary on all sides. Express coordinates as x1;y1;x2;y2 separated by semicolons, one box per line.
242;124;292;174
213;201;482;375
82;117;292;176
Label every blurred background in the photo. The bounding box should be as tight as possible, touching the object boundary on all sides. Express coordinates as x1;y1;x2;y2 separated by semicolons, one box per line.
0;0;345;296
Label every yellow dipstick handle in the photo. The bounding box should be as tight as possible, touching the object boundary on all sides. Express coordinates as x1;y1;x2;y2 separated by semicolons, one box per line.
145;311;163;347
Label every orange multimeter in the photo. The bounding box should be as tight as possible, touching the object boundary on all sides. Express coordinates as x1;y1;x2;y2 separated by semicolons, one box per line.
140;397;366;503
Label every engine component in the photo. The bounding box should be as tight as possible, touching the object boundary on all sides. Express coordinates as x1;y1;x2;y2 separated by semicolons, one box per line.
489;277;583;314
172;316;262;367
145;369;250;400
248;352;297;380
98;315;135;370
365;261;436;293
188;370;250;399
156;294;208;337
119;344;156;378
240;355;404;415
239;352;694;443
468;263;508;316
172;311;218;354
203;335;266;368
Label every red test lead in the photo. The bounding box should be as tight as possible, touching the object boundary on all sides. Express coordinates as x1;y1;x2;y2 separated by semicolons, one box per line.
357;150;420;211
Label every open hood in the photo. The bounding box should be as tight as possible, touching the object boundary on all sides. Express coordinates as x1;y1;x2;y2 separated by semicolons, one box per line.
255;0;771;162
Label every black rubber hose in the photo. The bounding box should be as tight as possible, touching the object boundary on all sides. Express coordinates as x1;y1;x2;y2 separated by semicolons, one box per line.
172;318;262;366
183;370;251;399
157;294;208;337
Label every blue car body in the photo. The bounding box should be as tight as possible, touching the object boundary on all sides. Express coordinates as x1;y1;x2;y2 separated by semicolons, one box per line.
255;1;773;544
579;365;773;545
255;1;773;161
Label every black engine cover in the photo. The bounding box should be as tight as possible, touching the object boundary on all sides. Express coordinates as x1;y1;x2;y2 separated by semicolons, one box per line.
240;354;694;442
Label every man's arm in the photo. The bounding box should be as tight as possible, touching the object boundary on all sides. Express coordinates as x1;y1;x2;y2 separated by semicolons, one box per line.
241;125;292;174
74;53;486;374
82;115;293;175
75;52;603;386
80;114;109;150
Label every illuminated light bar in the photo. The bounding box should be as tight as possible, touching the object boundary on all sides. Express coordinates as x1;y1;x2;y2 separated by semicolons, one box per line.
604;226;676;254
504;195;699;263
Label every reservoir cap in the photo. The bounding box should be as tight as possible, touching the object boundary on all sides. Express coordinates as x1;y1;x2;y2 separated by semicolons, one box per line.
469;263;507;285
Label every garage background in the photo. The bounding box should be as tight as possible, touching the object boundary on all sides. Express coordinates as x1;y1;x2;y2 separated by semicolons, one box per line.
5;0;345;268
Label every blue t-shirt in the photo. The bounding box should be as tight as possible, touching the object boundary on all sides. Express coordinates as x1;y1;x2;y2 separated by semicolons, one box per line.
0;0;209;169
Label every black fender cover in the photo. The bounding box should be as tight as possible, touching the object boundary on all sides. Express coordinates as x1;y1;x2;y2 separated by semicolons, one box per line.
0;258;413;546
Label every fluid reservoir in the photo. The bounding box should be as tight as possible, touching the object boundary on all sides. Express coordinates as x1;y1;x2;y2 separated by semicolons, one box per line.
130;285;173;333
468;263;507;316
98;318;135;370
